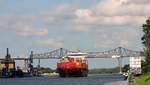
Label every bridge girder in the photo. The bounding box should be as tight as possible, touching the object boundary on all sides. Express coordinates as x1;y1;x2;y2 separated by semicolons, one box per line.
32;48;76;59
31;47;143;59
87;47;143;58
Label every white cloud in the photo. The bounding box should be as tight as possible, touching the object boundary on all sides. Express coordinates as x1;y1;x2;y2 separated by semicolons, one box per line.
17;28;48;37
66;0;149;33
94;28;142;50
36;37;64;48
75;9;92;18
0;16;48;37
0;1;148;33
94;39;115;49
15;22;48;37
100;16;146;26
5;1;145;34
0;1;148;50
43;4;74;16
59;0;148;33
41;4;75;23
68;24;90;33
128;0;150;4
0;16;17;31
74;9;97;24
91;0;150;16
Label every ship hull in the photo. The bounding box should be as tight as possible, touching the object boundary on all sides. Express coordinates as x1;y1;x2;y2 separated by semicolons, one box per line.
57;68;88;77
57;52;88;77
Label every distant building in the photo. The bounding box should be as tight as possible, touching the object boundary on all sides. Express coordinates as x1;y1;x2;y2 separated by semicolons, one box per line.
130;57;141;75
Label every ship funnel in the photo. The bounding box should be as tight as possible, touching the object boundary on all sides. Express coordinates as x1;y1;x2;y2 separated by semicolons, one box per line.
6;48;11;59
7;48;9;55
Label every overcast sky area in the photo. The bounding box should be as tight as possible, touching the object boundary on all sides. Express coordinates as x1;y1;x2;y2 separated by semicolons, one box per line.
0;0;149;69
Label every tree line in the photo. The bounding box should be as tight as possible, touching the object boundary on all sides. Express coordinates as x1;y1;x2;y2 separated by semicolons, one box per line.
141;17;150;73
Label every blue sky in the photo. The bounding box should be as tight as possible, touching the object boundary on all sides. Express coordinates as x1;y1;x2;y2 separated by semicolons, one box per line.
0;0;149;69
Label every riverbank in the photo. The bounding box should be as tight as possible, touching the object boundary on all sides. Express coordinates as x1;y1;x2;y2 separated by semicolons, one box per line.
130;72;150;85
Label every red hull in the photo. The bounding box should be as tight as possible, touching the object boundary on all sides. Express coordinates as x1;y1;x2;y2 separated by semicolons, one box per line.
57;62;88;77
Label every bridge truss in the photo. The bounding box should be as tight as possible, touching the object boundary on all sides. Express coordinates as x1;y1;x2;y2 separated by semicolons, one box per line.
20;47;144;74
31;47;143;59
0;47;143;74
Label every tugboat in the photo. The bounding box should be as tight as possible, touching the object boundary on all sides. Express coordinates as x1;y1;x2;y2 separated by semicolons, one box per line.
0;48;24;78
57;52;88;77
0;48;16;78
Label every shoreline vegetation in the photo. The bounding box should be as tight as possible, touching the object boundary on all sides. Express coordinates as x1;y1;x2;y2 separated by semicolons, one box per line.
39;67;125;74
130;72;150;85
129;17;150;85
88;67;121;74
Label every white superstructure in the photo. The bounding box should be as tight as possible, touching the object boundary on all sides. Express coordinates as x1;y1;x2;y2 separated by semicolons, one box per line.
67;52;87;60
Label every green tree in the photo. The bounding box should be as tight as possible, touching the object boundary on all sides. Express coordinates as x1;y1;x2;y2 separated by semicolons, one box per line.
141;60;147;73
142;17;150;72
122;64;129;72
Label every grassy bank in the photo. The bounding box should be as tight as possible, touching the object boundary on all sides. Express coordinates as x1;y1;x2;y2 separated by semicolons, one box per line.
131;72;150;85
88;67;120;74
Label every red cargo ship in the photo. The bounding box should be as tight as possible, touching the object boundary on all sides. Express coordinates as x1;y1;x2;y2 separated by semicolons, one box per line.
57;53;88;77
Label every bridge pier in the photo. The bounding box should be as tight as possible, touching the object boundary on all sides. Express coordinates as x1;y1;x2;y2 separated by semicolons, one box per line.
37;59;41;70
28;51;34;75
117;57;122;74
24;59;29;72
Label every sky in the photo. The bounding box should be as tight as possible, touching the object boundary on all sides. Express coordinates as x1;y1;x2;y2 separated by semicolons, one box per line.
0;0;149;69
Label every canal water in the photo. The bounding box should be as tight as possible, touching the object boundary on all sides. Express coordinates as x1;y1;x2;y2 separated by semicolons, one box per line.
0;74;125;85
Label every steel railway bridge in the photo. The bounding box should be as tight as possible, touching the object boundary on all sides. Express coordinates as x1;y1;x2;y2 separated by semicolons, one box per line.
31;47;143;59
0;47;143;73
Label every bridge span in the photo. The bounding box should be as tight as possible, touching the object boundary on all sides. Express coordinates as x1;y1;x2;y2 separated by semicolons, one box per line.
0;47;143;60
31;46;143;59
0;47;143;74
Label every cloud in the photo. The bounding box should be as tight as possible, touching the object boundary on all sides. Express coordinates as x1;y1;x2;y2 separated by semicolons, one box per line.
0;15;48;37
91;0;150;16
0;1;149;32
94;39;115;49
42;4;74;16
0;1;148;50
15;22;48;37
0;16;17;31
94;27;142;50
64;0;149;33
74;9;97;24
41;4;75;23
99;16;146;26
1;1;145;35
16;28;48;37
75;9;92;19
128;0;150;4
36;37;64;48
67;24;90;33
